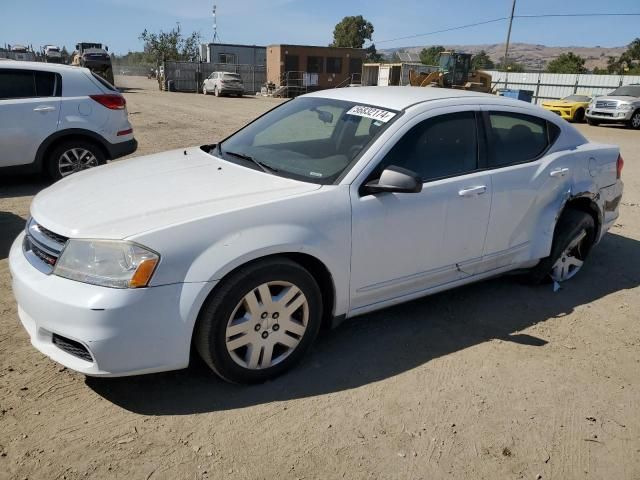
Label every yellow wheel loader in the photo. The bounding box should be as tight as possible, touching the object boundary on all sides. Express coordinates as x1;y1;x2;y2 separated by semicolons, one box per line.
409;51;493;93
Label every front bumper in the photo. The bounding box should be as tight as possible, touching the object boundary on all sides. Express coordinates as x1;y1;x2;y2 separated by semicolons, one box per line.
586;108;632;122
9;232;214;377
543;106;574;120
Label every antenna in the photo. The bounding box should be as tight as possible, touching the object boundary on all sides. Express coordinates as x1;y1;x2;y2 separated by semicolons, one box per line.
212;4;220;43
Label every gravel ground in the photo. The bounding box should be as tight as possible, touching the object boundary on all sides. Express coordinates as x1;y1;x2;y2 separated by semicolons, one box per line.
1;76;639;480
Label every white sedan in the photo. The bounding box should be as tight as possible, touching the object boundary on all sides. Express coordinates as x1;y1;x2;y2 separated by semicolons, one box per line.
10;87;623;383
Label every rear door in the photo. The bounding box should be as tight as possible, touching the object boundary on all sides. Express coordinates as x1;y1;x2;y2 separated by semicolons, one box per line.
480;108;571;268
0;69;61;167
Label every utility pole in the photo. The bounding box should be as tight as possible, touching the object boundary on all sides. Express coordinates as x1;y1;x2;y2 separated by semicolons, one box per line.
502;0;517;72
212;4;220;43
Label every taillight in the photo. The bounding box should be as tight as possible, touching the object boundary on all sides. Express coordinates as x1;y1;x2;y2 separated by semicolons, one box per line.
90;94;126;110
617;154;624;179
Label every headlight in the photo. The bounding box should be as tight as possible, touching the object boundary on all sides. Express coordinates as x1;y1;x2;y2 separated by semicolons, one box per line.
617;103;632;111
54;240;159;288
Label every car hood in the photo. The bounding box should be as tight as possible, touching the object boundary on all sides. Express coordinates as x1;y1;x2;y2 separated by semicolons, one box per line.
31;146;321;239
596;96;640;103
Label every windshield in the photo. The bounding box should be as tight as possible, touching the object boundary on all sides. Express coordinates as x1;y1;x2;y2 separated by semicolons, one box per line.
563;95;591;102
609;85;640;97
216;97;398;184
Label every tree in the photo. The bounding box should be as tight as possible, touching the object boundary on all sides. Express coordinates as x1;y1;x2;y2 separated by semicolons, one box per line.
60;46;69;64
139;23;201;67
331;15;374;48
365;44;384;62
472;50;494;70
496;60;525;72
420;45;445;65
546;52;586;74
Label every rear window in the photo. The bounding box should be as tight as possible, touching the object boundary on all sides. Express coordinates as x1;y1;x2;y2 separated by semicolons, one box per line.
91;72;117;91
0;70;35;98
487;112;552;167
223;74;241;81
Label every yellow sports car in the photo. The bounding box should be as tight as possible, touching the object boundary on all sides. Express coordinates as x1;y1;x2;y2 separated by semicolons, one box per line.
541;94;592;122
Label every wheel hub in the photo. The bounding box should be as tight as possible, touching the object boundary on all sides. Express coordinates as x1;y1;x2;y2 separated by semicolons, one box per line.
551;229;587;282
58;148;98;177
225;281;309;370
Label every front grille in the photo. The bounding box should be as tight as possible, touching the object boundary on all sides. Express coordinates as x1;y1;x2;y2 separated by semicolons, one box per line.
22;218;68;274
52;334;93;362
595;100;617;109
594;112;614;117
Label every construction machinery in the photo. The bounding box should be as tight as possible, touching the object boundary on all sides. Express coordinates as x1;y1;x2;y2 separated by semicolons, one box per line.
409;51;492;93
71;42;114;85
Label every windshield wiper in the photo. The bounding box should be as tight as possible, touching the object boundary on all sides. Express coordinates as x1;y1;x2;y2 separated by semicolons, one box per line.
223;150;279;174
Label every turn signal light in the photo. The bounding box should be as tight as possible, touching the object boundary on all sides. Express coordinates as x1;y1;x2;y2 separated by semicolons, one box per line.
129;258;159;288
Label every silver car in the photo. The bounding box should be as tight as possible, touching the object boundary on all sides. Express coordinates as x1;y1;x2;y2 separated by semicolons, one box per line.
202;71;244;97
586;84;640;129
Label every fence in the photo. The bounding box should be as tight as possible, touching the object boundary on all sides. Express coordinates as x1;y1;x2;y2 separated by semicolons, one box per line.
112;63;157;77
163;61;266;94
485;70;640;105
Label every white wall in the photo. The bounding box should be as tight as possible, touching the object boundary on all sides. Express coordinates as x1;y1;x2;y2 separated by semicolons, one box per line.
484;71;640;104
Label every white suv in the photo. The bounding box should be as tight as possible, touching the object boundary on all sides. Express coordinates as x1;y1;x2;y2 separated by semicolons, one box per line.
0;61;137;179
10;87;623;384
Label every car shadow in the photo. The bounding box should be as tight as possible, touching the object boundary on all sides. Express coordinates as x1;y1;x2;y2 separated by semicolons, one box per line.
0;212;26;260
86;232;640;415
0;175;50;199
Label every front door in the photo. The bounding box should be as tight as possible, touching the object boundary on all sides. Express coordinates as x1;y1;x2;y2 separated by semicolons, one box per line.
349;109;492;312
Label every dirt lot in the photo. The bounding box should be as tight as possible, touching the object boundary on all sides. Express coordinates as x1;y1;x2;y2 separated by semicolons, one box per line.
1;76;639;480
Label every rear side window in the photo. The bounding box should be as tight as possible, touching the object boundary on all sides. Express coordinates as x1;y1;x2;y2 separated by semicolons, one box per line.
91;72;117;91
487;112;552;167
378;111;478;181
0;70;60;99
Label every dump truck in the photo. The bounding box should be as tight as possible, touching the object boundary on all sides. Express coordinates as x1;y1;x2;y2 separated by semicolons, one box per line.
409;51;492;93
71;42;114;85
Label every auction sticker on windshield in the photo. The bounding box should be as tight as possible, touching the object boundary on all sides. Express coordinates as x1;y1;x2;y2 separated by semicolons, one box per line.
346;106;396;123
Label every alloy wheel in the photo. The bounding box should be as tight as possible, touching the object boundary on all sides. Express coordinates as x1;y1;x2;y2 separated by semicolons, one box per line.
58;148;99;177
631;112;640;129
225;281;309;370
550;229;587;282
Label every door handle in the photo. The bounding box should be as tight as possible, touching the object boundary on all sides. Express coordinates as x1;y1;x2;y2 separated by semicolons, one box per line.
33;105;56;112
549;168;569;178
458;185;487;197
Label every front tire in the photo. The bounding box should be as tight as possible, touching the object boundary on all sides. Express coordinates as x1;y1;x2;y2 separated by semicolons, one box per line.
194;258;323;384
573;108;585;123
202;84;208;95
528;209;595;284
46;139;106;180
628;110;640;130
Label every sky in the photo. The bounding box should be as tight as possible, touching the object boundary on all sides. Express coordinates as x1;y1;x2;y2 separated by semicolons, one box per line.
2;0;639;54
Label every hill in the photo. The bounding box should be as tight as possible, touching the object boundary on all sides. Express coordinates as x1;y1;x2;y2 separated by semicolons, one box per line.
381;43;627;70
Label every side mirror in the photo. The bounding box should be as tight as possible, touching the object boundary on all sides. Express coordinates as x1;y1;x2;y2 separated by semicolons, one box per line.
362;166;422;195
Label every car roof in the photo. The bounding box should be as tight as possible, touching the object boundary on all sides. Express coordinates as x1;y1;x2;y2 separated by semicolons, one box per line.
305;86;495;111
0;60;87;75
